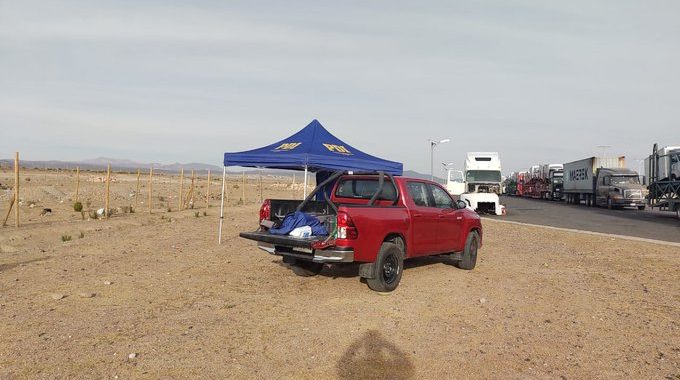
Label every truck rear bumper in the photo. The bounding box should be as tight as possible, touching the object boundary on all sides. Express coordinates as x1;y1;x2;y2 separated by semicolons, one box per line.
257;242;354;263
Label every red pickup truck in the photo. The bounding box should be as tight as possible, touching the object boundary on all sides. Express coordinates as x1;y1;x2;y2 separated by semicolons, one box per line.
240;172;483;292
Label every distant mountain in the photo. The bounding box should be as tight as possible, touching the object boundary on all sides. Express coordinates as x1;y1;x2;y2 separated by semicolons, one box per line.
0;157;444;182
0;157;221;173
403;170;444;183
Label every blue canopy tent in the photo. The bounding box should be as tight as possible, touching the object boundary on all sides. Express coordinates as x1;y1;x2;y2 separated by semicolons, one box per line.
218;119;403;242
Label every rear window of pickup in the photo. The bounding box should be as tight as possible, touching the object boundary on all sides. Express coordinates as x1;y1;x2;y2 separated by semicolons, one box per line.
334;178;397;201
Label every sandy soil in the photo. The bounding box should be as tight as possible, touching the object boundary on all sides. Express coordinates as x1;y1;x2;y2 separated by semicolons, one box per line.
0;169;679;379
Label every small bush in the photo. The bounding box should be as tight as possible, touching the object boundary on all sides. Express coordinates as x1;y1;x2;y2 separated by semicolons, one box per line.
159;196;165;202
203;211;207;216
73;202;83;212
88;210;98;219
167;207;172;212
78;231;85;239
194;211;200;218
129;206;135;214
61;234;72;242
233;184;239;189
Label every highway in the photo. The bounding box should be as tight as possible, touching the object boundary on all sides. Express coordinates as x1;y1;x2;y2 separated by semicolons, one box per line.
498;196;680;243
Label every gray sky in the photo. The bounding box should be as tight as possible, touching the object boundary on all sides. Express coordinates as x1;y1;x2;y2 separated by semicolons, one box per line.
1;0;678;174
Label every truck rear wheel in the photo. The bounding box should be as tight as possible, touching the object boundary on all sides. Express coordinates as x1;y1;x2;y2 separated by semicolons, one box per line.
456;231;479;270
366;243;404;292
290;260;324;277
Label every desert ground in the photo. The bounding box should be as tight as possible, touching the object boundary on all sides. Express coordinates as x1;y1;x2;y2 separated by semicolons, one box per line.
0;169;679;379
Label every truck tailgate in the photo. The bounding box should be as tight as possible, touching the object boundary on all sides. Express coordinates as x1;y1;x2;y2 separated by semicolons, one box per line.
239;231;323;249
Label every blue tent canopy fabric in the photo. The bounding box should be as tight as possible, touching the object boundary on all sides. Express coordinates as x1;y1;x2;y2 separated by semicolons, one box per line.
223;119;403;175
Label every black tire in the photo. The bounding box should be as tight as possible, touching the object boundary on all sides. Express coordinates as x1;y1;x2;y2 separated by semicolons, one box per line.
290;260;324;277
457;231;479;270
637;205;645;211
607;198;613;210
366;243;404;292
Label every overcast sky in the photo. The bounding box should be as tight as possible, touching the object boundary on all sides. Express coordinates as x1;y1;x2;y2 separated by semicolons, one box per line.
1;0;678;174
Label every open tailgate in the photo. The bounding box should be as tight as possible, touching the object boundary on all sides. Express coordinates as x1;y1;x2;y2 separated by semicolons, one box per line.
239;231;324;249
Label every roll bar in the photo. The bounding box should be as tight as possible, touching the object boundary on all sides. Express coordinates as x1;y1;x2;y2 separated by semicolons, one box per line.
295;170;400;213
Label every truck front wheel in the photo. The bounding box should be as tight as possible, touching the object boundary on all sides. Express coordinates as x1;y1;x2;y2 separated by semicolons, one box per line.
456;231;479;270
366;243;404;292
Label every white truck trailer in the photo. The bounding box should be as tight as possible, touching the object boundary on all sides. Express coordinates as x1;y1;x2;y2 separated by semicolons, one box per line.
445;169;465;196
460;152;503;215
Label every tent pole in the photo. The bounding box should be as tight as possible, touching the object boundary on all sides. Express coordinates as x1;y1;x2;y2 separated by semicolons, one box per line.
303;165;308;198
218;166;226;244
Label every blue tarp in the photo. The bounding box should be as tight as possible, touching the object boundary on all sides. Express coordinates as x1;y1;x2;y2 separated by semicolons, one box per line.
223;119;403;175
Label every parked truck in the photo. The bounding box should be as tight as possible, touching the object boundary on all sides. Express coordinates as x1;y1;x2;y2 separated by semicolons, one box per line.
240;171;483;292
563;156;646;209
645;143;680;218
459;152;503;215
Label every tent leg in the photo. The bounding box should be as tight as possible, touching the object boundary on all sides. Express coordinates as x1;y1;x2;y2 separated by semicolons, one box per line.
218;166;226;244
303;165;308;199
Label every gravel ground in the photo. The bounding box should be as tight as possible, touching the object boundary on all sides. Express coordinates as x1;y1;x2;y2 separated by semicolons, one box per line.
0;170;679;379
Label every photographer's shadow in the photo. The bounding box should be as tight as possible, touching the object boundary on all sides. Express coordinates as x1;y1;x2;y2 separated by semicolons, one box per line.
337;330;415;380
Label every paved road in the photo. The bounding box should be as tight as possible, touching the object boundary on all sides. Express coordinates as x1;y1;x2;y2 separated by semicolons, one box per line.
498;196;680;243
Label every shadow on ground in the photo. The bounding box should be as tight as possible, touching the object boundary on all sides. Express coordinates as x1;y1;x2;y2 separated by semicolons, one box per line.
337;330;415;380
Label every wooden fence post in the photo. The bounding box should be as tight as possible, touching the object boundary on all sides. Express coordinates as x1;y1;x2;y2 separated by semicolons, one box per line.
242;170;246;205
105;164;111;219
190;169;195;208
136;168;141;205
206;170;211;209
148;166;153;213
75;166;80;203
178;168;184;211
259;169;263;204
14;152;20;227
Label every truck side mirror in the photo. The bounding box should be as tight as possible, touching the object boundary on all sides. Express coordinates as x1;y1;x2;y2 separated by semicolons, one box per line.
456;200;468;209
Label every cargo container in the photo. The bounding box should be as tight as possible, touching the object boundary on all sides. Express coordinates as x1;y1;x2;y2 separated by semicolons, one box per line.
563;156;646;209
646;143;680;218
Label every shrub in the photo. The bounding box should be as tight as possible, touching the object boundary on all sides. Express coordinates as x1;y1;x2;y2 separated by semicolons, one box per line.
194;211;200;217
79;231;85;239
158;196;165;202
61;234;72;242
203;211;207;216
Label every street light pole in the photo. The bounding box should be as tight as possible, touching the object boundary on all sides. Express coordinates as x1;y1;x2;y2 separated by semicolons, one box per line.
429;138;450;182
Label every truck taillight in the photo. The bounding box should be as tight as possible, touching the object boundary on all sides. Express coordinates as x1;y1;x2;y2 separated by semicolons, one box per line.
259;199;271;224
337;211;358;239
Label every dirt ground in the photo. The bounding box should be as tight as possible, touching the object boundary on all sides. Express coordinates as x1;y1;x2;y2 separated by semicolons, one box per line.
0;169;679;379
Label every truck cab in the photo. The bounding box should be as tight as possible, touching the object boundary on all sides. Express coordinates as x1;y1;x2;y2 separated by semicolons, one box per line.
595;168;646;210
459;152;503;215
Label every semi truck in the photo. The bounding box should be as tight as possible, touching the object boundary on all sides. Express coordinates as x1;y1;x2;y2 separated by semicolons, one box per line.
645;143;680;218
459;152;503;215
563;156;646;209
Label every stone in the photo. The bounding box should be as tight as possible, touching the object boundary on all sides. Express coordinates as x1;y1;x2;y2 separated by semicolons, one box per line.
479;298;487;304
79;292;96;298
51;293;65;300
128;353;138;359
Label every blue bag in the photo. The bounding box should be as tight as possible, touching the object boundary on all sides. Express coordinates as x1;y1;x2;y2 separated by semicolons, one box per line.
269;211;329;236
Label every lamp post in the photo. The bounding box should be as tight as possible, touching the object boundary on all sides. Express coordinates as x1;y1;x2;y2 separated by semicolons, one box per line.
429;138;450;181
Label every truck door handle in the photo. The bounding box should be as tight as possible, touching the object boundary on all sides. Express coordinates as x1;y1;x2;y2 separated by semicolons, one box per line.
413;213;423;217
